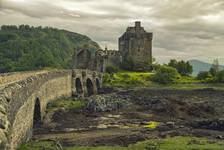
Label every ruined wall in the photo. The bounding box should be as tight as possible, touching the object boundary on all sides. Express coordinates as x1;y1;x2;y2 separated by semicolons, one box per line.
104;50;121;67
75;49;92;69
0;70;72;150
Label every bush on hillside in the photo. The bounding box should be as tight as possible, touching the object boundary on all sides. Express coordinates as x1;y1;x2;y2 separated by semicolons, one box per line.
168;59;193;76
209;59;220;76
0;25;99;73
105;65;119;75
216;70;224;83
152;65;180;84
103;73;112;84
197;71;212;80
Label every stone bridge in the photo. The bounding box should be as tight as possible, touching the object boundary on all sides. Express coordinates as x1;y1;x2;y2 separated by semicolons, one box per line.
0;69;103;150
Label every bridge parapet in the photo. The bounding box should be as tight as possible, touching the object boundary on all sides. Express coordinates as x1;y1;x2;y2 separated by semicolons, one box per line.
0;70;72;150
0;69;103;149
0;70;51;86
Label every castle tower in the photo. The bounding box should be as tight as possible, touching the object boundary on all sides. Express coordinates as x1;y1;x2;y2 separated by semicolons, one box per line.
119;21;153;71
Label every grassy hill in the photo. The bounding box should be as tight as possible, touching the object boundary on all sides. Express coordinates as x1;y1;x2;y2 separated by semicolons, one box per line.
189;59;224;76
0;25;100;73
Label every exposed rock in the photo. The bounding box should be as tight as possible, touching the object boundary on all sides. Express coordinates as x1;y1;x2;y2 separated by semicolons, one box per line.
86;94;130;112
0;129;7;150
216;135;224;139
190;118;224;131
166;122;175;129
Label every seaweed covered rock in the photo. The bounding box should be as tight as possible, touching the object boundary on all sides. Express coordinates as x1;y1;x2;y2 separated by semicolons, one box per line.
86;94;130;112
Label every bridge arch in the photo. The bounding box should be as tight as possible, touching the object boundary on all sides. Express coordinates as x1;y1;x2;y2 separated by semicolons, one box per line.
33;98;41;129
75;78;83;96
86;78;94;96
96;78;101;92
75;78;84;97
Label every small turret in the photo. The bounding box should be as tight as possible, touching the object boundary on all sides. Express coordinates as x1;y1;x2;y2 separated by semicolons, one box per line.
135;21;141;28
105;46;108;51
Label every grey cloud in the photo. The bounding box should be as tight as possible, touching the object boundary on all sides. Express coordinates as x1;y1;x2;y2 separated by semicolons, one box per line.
0;0;224;64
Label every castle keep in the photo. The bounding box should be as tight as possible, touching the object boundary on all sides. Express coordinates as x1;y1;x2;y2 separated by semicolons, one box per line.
119;21;153;71
74;21;153;72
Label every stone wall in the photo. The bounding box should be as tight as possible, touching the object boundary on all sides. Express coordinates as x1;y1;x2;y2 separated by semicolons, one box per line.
104;50;121;67
0;70;72;150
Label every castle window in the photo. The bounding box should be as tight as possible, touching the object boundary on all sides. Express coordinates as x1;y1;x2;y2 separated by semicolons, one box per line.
138;46;140;52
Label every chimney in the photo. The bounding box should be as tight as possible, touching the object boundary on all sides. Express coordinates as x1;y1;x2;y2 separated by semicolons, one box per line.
135;21;141;28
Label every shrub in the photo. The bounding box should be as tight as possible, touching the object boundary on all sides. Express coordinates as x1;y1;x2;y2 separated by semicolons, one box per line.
120;73;130;79
209;59;220;76
209;67;218;77
105;65;119;75
216;70;224;83
197;71;212;80
120;57;134;71
168;59;193;76
102;73;112;84
152;66;180;84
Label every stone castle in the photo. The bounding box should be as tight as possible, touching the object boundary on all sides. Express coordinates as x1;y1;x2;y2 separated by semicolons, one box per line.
74;21;153;71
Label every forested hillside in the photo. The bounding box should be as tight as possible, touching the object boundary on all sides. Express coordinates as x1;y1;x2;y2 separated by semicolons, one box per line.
0;25;100;73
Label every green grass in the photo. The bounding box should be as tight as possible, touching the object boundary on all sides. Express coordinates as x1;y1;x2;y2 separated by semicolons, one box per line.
18;136;224;150
47;98;86;112
176;76;200;84
103;71;154;88
103;71;224;90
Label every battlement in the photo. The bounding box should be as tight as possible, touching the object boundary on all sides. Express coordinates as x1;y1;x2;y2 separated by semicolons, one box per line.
96;49;120;56
105;49;120;56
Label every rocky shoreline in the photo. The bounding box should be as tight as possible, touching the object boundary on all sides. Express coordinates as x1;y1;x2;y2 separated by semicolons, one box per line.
33;87;224;147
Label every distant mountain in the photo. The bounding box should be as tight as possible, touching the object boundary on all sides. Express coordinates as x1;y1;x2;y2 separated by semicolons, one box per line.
189;59;224;76
0;25;100;73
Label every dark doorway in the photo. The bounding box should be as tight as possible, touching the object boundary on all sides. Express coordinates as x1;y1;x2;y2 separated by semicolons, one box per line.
75;78;83;95
96;78;100;92
33;98;41;129
86;78;94;96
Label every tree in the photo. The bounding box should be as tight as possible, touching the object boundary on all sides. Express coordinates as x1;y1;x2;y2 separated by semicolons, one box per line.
216;70;224;83
152;65;180;84
209;59;220;76
1;25;18;30
168;59;178;68
197;71;212;80
168;59;193;76
0;25;100;73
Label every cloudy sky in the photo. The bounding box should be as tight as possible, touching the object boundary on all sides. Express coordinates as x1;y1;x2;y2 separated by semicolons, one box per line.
0;0;224;64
